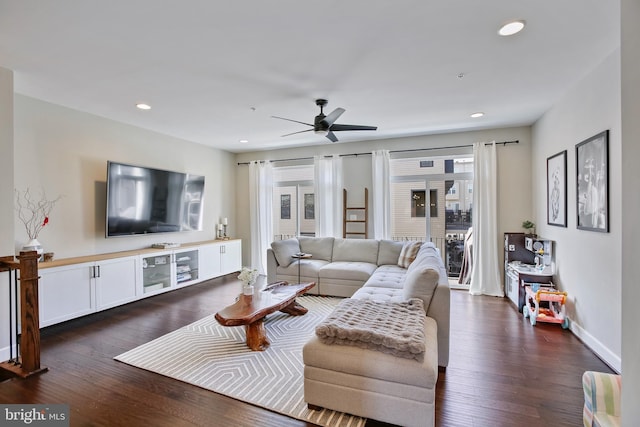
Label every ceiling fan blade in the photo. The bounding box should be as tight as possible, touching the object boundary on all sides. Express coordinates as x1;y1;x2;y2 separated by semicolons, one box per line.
272;116;313;127
329;123;378;132
281;129;313;137
325;131;339;142
321;108;345;126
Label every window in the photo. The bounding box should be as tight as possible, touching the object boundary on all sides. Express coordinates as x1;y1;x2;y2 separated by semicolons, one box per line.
430;189;438;217
272;164;315;239
390;155;473;278
304;193;315;219
411;190;426;217
280;194;291;219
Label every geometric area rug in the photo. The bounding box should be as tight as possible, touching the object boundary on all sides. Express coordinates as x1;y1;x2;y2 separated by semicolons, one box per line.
114;295;366;427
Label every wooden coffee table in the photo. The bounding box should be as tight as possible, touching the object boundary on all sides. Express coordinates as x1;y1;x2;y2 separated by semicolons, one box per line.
214;281;315;351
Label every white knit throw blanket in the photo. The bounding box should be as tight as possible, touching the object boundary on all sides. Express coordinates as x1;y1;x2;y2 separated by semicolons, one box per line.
315;298;426;361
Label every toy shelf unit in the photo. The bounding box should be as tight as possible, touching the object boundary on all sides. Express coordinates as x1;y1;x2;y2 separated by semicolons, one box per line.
523;283;569;329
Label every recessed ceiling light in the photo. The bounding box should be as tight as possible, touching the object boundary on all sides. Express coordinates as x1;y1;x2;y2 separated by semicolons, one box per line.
470;112;484;118
498;20;526;36
136;103;151;110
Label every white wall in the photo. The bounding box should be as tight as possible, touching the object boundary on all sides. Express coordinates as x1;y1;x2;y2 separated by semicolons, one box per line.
532;48;621;371
0;68;15;363
0;68;13;255
13;95;236;258
235;126;533;270
621;0;640;423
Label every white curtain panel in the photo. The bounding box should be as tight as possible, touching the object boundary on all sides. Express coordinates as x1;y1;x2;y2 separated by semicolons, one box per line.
372;149;391;240
469;142;503;297
249;160;273;276
314;155;343;237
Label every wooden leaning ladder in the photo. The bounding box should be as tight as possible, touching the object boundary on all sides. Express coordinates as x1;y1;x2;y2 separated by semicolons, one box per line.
343;188;368;238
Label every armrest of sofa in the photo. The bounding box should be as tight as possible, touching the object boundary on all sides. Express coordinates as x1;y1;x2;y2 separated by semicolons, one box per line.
582;371;621;427
426;281;450;369
266;248;278;284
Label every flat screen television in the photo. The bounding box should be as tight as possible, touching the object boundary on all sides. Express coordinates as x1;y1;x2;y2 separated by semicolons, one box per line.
106;161;205;237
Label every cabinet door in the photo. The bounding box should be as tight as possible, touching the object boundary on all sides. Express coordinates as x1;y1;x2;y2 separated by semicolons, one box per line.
220;240;242;275
174;249;199;287
39;262;95;327
198;244;222;280
95;256;138;310
140;252;174;295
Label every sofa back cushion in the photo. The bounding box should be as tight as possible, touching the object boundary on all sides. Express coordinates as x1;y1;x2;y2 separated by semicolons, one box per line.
377;240;404;266
332;238;379;264
298;236;335;261
402;267;440;311
270;238;301;267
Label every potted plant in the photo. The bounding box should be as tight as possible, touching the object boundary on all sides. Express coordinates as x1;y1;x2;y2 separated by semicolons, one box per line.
522;220;536;237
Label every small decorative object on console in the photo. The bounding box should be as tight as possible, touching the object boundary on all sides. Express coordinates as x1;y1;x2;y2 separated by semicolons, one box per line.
151;242;181;249
15;188;63;260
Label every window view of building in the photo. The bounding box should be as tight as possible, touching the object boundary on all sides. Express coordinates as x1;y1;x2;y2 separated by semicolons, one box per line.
391;156;473;278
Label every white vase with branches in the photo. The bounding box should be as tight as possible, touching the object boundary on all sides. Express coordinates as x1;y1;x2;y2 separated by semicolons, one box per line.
15;188;62;260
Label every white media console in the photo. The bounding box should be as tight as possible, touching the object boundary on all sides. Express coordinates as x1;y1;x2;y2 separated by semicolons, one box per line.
37;239;241;327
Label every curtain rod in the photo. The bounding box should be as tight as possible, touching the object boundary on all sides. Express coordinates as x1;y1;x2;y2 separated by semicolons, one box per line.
236;139;519;165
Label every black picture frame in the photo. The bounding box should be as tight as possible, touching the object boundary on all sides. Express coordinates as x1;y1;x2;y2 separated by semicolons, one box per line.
547;150;567;227
576;130;609;232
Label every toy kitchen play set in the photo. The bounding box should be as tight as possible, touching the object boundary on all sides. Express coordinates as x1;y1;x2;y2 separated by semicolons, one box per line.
504;233;554;311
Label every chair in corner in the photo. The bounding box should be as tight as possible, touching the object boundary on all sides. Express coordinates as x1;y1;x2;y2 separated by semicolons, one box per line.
582;370;621;427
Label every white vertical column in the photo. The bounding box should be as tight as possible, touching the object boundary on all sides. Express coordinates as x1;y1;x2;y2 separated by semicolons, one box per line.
622;0;640;423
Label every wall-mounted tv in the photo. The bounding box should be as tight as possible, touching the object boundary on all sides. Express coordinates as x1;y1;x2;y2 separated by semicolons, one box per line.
106;161;205;237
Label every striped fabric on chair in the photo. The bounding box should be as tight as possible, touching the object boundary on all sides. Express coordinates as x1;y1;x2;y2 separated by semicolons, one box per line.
582;371;622;427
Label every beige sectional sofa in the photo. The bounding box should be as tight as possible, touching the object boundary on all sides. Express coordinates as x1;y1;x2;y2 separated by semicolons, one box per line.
266;236;450;427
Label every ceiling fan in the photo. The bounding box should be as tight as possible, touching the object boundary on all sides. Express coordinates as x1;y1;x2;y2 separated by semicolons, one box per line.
272;99;377;142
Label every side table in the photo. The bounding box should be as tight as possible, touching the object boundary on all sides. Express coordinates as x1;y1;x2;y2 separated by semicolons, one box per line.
291;252;312;284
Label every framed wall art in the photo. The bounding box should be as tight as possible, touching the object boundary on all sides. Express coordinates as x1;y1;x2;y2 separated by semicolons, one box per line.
547;150;567;227
576;130;609;232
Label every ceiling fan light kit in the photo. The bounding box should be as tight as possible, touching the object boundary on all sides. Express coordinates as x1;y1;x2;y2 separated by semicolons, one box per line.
272;98;377;143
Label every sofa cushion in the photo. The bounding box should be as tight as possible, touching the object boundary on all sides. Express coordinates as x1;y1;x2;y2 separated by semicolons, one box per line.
364;265;406;289
298;236;334;261
352;286;405;303
277;259;329;278
398;241;422;268
320;261;378;282
332;238;379;264
403;267;440;311
270;238;301;268
377;240;404;265
304;316;438;389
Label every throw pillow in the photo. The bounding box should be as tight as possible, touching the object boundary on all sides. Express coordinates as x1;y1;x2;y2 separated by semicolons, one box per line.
402;266;440;311
271;238;300;268
377;240;404;265
397;241;422;268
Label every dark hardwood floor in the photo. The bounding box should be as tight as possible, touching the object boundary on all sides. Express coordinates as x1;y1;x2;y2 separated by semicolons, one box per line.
0;275;613;426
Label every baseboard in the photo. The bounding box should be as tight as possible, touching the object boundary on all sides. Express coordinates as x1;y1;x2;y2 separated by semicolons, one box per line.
569;317;621;373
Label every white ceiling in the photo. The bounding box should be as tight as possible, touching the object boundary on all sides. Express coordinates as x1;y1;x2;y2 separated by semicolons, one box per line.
0;1;619;153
